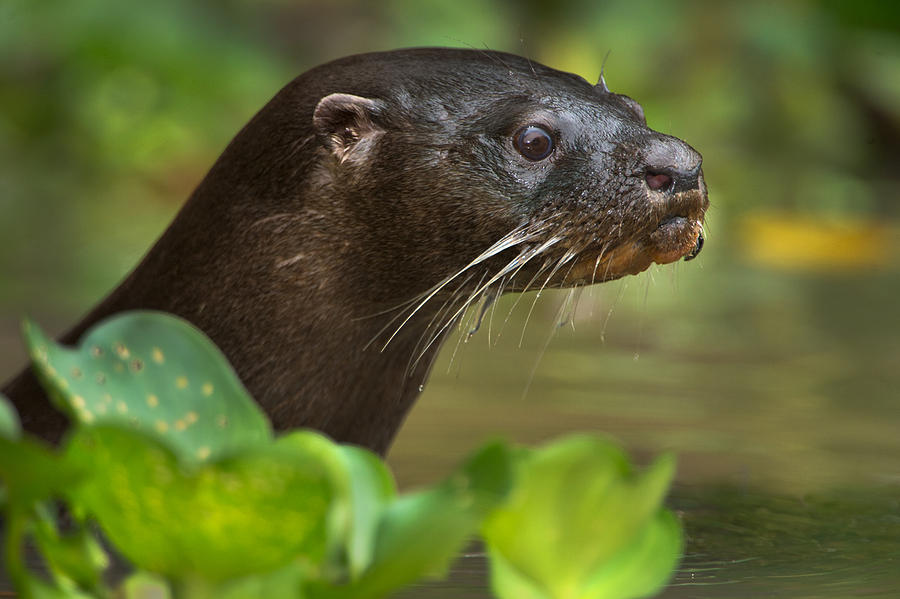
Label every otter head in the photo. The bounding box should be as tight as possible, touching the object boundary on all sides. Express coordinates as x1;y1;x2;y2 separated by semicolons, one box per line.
305;49;708;324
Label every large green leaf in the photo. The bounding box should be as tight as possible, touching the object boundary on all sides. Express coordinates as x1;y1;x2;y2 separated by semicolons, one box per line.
309;441;515;599
23;312;272;465
64;425;336;582
482;436;682;599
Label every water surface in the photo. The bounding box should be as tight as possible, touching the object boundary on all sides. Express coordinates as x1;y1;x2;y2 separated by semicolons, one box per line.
389;253;900;597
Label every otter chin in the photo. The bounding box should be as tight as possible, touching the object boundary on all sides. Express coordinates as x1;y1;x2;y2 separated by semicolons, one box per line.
3;48;709;454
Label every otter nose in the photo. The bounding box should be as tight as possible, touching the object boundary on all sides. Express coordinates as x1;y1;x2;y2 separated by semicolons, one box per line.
643;138;703;194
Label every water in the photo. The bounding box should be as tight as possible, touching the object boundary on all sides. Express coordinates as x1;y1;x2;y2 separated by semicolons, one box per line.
388;255;900;597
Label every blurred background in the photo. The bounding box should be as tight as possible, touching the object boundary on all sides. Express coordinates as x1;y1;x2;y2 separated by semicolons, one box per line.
1;0;898;596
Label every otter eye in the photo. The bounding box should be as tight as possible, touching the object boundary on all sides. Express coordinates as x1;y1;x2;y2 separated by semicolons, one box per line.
514;125;554;161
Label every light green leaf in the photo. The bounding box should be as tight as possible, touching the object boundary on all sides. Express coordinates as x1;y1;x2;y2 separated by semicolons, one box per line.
23;311;272;466
265;431;397;580
581;509;683;599
121;572;173;599
336;445;397;577
308;441;514;599
482;436;682;599
207;562;309;599
0;393;20;440
64;425;335;582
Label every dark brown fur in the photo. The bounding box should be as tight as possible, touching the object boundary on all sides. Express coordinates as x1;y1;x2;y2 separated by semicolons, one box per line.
3;49;708;454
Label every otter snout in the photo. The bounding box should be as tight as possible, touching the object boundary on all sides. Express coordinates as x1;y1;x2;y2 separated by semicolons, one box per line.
634;136;709;265
643;137;704;195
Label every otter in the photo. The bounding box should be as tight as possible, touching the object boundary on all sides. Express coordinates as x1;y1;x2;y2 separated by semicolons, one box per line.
3;48;708;455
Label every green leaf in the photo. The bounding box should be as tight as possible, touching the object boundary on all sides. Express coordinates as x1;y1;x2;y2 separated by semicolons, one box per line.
64;425;335;582
482;436;682;599
23;311;272;465
2;506;97;599
0;393;21;440
277;431;397;580
309;441;515;599
581;510;683;599
0;436;80;506
0;405;91;598
204;562;309;599
121;572;173;599
32;504;109;593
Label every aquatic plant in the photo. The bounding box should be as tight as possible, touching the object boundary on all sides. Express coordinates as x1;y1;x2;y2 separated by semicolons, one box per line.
0;312;682;598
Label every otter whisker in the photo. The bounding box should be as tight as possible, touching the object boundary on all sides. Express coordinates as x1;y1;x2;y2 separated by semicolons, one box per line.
518;245;582;347
519;283;581;402
368;231;525;349
567;284;586;330
497;251;563;340
378;222;543;351
405;269;480;377
590;241;612;286
415;271;492;375
554;285;578;330
487;274;510;344
445;284;493;374
443;237;563;337
412;229;562;372
554;245;592;330
410;241;547;372
599;277;629;343
435;236;558;333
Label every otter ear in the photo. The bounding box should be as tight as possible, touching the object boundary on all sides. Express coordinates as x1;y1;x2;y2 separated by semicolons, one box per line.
313;93;383;159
